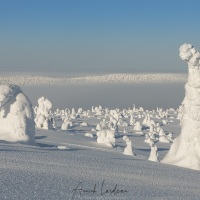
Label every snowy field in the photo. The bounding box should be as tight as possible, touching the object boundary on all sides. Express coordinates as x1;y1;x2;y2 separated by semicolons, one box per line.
1;73;200;200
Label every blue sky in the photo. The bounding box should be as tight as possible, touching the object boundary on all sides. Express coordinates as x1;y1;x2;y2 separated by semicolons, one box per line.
1;0;200;73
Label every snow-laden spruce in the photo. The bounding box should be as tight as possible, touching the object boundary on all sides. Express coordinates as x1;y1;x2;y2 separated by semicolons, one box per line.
148;140;159;162
0;84;35;144
35;97;56;130
123;136;136;156
162;43;200;170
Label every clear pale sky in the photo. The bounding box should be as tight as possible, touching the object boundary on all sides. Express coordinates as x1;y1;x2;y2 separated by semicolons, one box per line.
1;0;200;73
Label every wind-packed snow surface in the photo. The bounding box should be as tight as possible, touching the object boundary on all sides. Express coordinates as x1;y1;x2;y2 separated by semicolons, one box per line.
1;106;200;200
162;44;200;170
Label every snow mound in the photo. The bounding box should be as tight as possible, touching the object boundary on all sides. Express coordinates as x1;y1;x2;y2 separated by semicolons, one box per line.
0;84;35;144
0;73;187;86
84;133;94;138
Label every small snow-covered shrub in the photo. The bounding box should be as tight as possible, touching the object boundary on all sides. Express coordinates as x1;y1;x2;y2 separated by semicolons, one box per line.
123;136;136;156
80;122;88;127
84;133;93;138
142;113;152;127
148;140;159;162
35;97;56;130
77;108;83;114
96;129;115;147
129;115;135;125
158;128;170;143
61;118;73;130
96;123;102;131
133;121;143;134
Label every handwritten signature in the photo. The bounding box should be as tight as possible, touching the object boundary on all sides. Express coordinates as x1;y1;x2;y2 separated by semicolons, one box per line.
72;180;128;199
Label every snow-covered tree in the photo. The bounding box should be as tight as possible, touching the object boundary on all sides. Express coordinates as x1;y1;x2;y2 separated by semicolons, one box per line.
0;84;35;144
148;140;159;162
123;136;136;156
96;129;115;147
162;44;200;170
35;97;56;130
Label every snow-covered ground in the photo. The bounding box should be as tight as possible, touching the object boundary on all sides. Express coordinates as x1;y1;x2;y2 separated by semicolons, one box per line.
2;73;200;200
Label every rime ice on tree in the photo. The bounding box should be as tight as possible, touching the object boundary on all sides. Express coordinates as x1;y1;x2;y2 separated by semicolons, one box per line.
148;140;159;162
35;97;56;130
123;136;136;156
96;129;115;147
61;118;73;130
129;115;135;125
142;113;152;127
133;121;143;134
0;84;35;144
109;110;119;134
162;44;200;170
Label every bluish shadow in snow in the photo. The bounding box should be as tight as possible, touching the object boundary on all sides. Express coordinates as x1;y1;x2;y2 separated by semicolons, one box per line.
35;136;47;140
137;148;169;152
